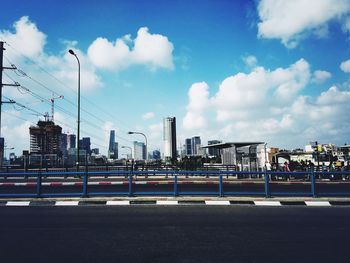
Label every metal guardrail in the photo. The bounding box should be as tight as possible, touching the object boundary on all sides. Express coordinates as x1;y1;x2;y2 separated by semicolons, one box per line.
0;170;350;198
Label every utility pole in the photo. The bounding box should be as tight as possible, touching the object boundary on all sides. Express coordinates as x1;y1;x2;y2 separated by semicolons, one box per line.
0;41;17;166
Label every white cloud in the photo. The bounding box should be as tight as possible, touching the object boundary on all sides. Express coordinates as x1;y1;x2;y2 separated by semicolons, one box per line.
317;86;350;105
311;70;332;84
0;16;46;58
211;59;310;122
257;0;350;48
182;58;350;148
183;82;210;130
88;27;174;71
0;16;102;92
340;59;350;72
142;112;155;120
243;55;257;68
2;118;31;154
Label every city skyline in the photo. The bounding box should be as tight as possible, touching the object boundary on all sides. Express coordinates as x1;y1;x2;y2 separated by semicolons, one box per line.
1;0;350;156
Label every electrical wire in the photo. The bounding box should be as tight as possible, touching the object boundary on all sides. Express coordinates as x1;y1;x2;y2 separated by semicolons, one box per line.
3;42;156;149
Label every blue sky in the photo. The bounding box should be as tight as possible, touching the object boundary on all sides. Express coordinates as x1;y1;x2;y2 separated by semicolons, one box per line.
1;0;350;156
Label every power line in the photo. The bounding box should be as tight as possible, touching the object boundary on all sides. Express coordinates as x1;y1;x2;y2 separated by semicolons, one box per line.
4;42;135;132
4;59;134;144
3;42;157;150
4;69;133;145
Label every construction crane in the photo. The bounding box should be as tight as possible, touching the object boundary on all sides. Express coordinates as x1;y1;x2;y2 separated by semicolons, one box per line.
50;93;64;122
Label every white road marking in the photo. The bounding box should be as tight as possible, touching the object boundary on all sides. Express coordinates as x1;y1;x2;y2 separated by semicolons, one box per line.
305;201;331;207
205;200;231;205
55;201;79;206
6;201;30;206
254;201;281;206
156;200;178;205
106;200;130;205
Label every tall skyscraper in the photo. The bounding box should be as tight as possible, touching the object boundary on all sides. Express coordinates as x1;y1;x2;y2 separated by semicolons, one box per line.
191;136;201;155
108;130;118;159
185;138;192;155
59;133;68;156
67;134;76;149
133;141;146;160
79;137;91;155
163;117;177;161
108;130;115;152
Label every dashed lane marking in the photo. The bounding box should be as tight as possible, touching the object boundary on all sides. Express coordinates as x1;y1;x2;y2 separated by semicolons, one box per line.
55;201;79;206
205;200;231;205
305;201;331;207
6;201;30;206
254;201;282;206
106;200;130;205
156;200;178;205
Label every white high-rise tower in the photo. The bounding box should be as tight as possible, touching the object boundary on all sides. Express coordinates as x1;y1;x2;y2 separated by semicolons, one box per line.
163;117;177;161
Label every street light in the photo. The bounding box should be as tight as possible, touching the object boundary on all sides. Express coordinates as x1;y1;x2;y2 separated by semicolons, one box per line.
68;49;81;170
127;131;148;161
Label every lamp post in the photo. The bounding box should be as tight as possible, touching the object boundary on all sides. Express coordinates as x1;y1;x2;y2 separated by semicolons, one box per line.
128;131;148;161
68;49;80;170
121;146;132;159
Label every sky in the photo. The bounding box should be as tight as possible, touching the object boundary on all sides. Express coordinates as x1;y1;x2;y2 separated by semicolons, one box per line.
1;0;350;157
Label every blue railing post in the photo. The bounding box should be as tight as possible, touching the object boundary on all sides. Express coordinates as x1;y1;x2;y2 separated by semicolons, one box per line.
219;175;223;197
36;172;42;198
311;171;316;197
82;176;88;197
82;165;88;197
128;175;133;197
264;170;270;198
174;175;178;197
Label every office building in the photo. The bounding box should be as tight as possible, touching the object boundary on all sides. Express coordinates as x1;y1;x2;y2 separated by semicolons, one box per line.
133;141;146;160
152;149;161;160
191;136;201;155
29;120;62;155
91;148;99;155
79;137;91;155
185;138;192;155
108;130;118;159
60;133;68;157
208;140;222;157
163;117;177;161
67;134;76;149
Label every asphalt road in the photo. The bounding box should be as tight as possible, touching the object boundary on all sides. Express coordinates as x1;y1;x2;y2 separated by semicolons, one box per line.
0;206;349;263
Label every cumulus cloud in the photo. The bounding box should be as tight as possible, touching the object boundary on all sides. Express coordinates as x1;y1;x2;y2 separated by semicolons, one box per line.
340;59;350;72
0;16;46;58
88;27;174;71
0;16;102;91
311;70;332;84
182;58;350;148
0;16;105;154
142;112;155;120
257;0;350;48
183;82;210;130
211;59;310;122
